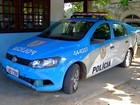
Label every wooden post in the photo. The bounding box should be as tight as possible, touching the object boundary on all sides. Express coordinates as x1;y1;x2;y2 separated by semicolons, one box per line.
83;0;87;12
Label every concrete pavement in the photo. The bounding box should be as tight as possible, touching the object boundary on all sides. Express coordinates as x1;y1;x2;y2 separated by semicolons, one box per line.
0;48;140;105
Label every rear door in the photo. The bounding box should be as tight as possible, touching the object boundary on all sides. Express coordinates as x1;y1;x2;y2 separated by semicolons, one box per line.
111;23;130;65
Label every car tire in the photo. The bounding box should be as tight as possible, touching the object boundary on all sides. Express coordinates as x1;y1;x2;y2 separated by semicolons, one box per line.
63;64;80;94
120;49;132;68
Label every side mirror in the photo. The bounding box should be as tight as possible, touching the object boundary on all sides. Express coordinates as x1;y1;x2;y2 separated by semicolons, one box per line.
90;38;105;44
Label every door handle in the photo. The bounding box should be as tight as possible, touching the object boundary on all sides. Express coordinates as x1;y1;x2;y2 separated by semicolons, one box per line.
110;46;114;49
125;41;129;43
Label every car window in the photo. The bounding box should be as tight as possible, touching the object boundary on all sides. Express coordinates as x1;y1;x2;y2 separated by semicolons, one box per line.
113;23;127;38
90;23;111;44
39;20;94;41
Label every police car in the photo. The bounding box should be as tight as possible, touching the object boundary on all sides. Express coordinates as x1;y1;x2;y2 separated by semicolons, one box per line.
135;29;140;45
1;12;137;94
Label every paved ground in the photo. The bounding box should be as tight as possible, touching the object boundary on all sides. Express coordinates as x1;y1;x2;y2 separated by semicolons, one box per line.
78;59;140;105
80;47;140;105
0;48;140;105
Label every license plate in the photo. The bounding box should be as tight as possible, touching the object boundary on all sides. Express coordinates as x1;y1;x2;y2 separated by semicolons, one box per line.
6;66;19;77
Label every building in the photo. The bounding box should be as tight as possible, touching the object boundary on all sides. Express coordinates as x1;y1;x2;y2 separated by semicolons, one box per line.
108;0;140;29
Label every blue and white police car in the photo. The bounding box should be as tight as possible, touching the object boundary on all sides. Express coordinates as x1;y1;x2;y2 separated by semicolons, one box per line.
1;12;138;94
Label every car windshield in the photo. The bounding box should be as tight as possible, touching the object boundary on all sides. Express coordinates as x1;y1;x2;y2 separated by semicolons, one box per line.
39;20;94;41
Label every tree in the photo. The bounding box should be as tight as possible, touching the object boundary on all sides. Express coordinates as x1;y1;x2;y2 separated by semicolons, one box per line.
64;0;112;18
64;0;129;18
92;0;111;12
120;0;129;7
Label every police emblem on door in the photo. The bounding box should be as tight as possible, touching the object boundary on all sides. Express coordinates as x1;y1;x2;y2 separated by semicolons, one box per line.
100;47;106;59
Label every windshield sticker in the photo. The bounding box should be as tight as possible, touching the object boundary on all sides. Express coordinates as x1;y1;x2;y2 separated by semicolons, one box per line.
73;47;88;56
27;40;46;47
12;47;37;55
92;60;111;74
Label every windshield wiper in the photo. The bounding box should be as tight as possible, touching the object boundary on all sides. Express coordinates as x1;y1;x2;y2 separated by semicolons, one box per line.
39;34;80;41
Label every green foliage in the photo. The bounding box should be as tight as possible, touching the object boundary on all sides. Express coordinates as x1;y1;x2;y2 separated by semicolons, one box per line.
64;0;130;18
120;0;129;7
92;0;112;18
65;0;130;12
70;2;83;13
93;0;111;6
92;0;111;12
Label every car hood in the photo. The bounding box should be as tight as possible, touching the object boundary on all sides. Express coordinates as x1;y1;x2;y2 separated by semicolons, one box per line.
7;36;78;60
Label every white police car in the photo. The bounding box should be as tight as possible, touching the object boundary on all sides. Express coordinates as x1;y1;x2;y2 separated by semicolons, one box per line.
1;12;137;94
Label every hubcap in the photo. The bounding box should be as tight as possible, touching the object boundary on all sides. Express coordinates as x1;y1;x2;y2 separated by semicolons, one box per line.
73;69;80;91
126;50;131;67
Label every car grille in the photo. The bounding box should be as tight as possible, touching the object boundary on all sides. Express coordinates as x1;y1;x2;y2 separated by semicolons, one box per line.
6;53;31;66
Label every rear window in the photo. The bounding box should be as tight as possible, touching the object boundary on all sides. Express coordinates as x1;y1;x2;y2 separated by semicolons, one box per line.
113;23;127;37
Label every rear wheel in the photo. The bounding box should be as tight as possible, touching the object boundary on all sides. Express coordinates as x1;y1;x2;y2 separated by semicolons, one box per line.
121;49;132;68
63;64;80;94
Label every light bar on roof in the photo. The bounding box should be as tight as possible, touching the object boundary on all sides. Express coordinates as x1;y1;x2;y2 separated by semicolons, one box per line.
71;12;108;19
73;12;107;16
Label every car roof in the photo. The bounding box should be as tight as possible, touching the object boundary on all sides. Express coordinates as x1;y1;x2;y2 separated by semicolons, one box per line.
68;12;121;23
67;17;119;23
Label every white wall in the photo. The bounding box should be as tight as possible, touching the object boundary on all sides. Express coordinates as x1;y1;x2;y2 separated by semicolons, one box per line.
0;32;40;62
50;0;64;25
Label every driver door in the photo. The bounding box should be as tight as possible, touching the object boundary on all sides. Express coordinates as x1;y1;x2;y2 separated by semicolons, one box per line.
86;23;114;77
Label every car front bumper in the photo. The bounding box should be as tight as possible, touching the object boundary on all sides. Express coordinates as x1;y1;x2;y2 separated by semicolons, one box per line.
2;58;66;92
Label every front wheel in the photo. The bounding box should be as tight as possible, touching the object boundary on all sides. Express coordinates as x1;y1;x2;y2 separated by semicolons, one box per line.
63;64;80;94
120;49;133;68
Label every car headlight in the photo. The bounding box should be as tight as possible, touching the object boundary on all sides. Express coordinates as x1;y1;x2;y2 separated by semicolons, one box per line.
30;57;61;68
